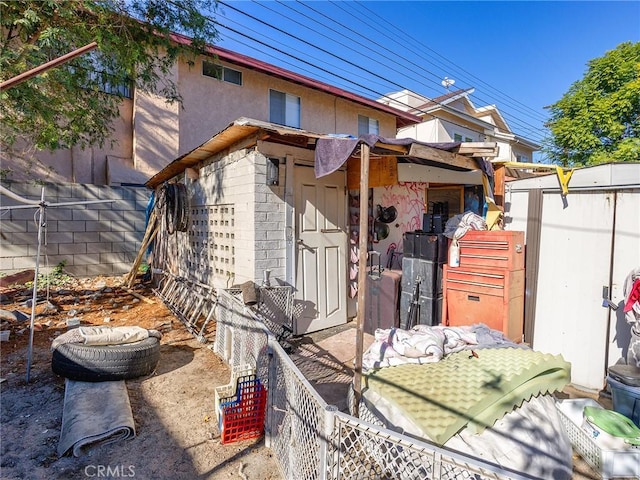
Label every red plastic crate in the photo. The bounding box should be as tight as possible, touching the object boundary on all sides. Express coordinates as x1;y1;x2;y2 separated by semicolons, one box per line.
220;378;267;444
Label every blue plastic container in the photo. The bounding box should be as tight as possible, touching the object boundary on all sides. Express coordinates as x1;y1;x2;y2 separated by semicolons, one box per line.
607;374;640;428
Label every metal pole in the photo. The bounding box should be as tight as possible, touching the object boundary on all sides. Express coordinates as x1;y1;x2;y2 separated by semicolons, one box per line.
26;187;45;383
0;42;98;91
318;404;338;480
353;143;371;417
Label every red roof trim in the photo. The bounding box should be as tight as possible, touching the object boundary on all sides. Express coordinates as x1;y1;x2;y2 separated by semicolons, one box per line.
170;32;421;128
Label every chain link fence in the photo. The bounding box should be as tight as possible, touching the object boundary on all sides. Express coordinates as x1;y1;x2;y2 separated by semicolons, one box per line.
213;289;536;480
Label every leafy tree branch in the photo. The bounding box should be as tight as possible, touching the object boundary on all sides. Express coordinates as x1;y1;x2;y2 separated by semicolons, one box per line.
544;42;640;166
0;0;219;176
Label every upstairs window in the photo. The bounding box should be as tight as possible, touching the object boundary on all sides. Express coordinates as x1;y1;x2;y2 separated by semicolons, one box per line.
73;52;132;98
269;90;300;128
516;154;530;163
358;115;379;135
88;70;132;98
453;133;474;142
202;60;243;85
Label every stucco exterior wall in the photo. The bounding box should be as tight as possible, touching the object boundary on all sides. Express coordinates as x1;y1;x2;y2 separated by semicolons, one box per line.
0;182;148;276
3;54;403;187
133;62;180;177
3;100;134;185
398;121;439;142
176;57;398;157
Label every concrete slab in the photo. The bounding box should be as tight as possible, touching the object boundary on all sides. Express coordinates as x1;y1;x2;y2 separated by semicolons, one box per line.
290;321;375;411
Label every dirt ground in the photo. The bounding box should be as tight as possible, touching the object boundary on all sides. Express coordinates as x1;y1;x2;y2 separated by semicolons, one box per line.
0;274;281;480
0;272;610;480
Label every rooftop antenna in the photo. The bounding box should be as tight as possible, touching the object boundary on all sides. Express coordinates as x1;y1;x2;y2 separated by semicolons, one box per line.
441;77;455;91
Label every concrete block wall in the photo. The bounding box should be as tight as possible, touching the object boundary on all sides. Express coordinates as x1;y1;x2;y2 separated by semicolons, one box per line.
0;182;150;277
251;150;287;284
172;147;287;289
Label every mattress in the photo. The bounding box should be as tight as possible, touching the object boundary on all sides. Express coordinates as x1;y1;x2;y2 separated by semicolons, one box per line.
363;347;571;445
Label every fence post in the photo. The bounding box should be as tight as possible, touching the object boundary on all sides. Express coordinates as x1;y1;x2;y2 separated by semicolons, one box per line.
265;343;276;449
319;404;338;480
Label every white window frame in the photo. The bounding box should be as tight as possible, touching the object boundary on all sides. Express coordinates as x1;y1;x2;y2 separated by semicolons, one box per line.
453;132;474;143
358;115;379;135
202;60;243;86
269;89;301;129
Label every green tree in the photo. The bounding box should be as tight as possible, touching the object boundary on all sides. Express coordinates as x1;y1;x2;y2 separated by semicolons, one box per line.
544;42;640;166
0;0;218;175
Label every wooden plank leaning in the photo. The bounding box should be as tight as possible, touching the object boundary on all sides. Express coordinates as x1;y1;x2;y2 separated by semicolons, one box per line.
125;209;159;288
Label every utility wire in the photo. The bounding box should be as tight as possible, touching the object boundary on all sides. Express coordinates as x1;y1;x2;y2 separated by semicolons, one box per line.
216;16;525;141
175;0;545;145
215;11;394;94
219;0;544;142
295;0;547;136
345;0;549;123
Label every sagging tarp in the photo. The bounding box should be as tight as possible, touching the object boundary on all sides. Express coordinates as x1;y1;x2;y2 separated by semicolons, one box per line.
314;133;494;179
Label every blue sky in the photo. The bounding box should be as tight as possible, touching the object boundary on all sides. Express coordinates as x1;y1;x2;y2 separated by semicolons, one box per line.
214;1;640;159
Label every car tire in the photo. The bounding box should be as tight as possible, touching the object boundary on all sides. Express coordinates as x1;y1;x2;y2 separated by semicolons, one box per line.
51;336;160;382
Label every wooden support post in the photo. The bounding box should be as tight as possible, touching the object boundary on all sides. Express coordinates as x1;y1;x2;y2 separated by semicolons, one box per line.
353;144;370;417
493;164;506;209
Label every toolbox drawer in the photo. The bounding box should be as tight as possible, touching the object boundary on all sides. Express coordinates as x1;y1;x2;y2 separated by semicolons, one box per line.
442;266;524;343
457;230;525;270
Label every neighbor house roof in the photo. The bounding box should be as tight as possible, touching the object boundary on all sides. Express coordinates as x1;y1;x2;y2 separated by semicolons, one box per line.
169;32;422;130
413;88;475;111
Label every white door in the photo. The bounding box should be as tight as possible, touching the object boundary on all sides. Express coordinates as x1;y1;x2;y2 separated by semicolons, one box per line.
294;166;347;334
533;191;615;390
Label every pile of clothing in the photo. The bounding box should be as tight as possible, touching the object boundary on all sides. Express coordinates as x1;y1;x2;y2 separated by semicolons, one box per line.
624;267;640;367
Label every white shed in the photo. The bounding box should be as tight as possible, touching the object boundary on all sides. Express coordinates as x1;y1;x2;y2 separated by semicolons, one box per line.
504;162;640;391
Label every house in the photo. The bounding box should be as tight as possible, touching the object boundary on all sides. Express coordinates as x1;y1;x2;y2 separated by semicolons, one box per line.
504;162;640;390
378;88;540;164
146;118;494;335
2;33;420;186
0;37;421;276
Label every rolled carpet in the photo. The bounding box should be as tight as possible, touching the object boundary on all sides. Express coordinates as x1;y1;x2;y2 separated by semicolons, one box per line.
58;379;135;457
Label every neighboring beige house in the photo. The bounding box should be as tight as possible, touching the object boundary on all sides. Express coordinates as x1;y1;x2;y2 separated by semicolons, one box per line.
378;88;539;164
2;32;420;186
0;34;420;276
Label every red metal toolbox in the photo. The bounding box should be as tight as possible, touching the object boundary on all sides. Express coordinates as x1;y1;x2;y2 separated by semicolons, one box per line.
457;230;525;271
442;265;524;343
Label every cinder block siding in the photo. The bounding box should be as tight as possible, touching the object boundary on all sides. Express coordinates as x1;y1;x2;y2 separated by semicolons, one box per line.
0;182;149;277
160;148;287;289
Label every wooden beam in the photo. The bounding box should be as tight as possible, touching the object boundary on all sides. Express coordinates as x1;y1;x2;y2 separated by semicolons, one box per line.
347;155;397;189
353;143;371;418
493;164;506;208
373;141;409;154
408;143;478;170
455;142;499;157
466;151;499;158
457;142;497;149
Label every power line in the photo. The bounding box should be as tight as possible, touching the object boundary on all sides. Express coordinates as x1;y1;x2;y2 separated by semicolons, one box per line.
345;0;549;123
290;0;540;136
215;8;534;142
174;0;546;145
221;0;545;142
296;0;547;135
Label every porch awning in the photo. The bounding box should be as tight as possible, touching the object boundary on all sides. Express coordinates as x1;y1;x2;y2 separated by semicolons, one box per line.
146;118;499;189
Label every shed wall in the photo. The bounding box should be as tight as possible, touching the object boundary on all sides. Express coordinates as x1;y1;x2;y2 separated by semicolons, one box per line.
154;148;287;289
